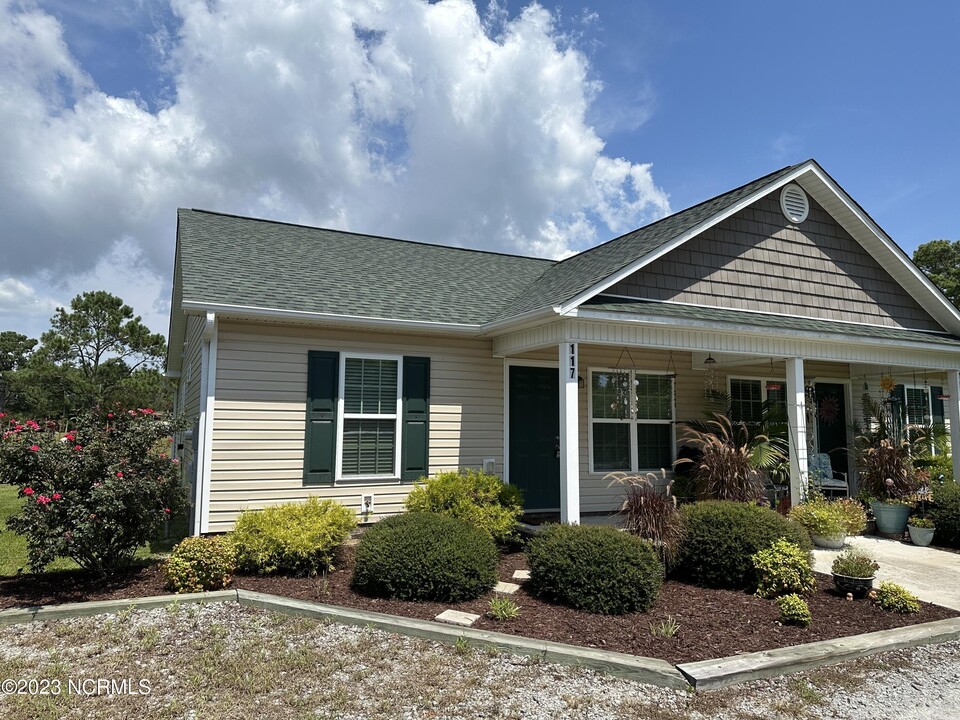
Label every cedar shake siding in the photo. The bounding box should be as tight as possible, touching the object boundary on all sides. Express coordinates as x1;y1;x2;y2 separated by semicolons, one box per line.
609;193;943;332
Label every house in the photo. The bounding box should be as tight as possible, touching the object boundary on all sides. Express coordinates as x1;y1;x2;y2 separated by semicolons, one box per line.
166;159;960;535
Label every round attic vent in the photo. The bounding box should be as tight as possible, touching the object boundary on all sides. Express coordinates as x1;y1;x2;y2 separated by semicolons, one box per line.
780;183;809;223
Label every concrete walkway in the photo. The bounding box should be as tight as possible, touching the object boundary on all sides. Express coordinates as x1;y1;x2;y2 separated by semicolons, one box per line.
812;535;960;611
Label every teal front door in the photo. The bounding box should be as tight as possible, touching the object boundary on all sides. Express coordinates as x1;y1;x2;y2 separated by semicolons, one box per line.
508;366;560;510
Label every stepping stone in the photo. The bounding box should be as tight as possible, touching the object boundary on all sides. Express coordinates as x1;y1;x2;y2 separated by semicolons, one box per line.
512;570;530;581
435;609;480;627
494;581;521;595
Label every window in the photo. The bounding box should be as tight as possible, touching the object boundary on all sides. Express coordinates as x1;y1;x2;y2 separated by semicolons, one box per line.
729;378;786;423
339;356;401;478
590;369;674;472
905;387;931;426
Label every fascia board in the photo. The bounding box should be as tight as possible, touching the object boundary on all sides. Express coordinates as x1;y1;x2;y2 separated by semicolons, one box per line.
799;165;960;334
179;300;482;335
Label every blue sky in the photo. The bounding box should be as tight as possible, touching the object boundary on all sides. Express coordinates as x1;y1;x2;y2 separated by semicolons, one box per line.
1;0;957;341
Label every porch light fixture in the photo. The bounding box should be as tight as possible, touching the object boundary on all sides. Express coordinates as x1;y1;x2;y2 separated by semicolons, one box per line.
577;375;585;389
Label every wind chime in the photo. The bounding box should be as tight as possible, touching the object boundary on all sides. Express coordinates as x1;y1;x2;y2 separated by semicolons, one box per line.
702;354;719;399
611;347;638;420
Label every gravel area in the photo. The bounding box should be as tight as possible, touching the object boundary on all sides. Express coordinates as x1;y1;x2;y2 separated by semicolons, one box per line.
0;602;958;719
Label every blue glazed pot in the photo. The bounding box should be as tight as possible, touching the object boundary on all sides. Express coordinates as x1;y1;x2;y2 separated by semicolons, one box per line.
871;501;910;535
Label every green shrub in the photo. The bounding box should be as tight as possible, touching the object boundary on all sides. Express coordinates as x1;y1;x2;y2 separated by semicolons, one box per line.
351;512;497;602
527;524;664;614
776;593;812;627
676;501;811;589
874;581;920;613
751;539;815;599
831;549;879;578
931;480;960;548
232;497;357;576
163;535;236;593
0;408;189;576
789;497;865;537
404;469;523;544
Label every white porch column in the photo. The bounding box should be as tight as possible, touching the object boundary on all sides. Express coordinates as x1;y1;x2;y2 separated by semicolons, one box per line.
559;342;580;524
948;370;960;483
785;357;808;506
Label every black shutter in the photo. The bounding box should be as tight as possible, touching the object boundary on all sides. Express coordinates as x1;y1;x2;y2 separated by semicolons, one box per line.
401;356;430;481
304;351;339;484
932;386;945;426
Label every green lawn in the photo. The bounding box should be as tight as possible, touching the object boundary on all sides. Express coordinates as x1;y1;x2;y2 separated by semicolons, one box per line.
0;485;187;576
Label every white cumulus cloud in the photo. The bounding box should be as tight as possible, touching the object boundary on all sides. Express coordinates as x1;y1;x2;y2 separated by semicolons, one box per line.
0;0;669;339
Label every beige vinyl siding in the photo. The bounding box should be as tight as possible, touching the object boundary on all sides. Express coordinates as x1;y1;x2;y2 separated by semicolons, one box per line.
182;314;205;420
509;348;867;512
207;321;504;532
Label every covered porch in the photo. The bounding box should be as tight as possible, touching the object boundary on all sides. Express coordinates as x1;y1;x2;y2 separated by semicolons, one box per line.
493;306;960;524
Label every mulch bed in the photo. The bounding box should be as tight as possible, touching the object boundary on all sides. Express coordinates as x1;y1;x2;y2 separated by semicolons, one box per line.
1;548;956;664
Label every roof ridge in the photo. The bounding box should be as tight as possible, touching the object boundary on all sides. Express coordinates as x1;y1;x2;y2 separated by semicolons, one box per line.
550;161;804;268
179;208;557;265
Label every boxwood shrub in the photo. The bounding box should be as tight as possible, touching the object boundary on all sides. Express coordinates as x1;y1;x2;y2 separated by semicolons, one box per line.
232;497;357;576
931;480;960;548
526;524;664;614
351;512;497;602
676;501;811;589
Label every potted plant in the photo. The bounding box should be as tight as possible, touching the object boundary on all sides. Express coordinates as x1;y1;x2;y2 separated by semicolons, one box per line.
907;516;936;547
856;438;922;536
853;397;941;537
831;549;879;596
789;496;864;549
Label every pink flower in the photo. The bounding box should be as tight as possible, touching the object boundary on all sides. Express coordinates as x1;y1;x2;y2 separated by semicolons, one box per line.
128;410;137;417
171;458;180;465
0;412;5;417
64;432;76;442
139;408;155;415
52;493;61;500
29;445;39;452
74;445;83;451
116;471;124;478
36;495;51;505
163;507;171;514
25;420;40;430
107;413;114;418
22;487;34;496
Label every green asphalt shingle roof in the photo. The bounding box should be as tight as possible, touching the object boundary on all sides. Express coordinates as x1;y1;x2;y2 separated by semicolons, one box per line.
177;210;556;325
177;162;806;326
491;162;805;319
581;298;960;348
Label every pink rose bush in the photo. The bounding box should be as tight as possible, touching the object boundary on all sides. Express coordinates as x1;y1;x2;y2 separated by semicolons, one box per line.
0;407;189;576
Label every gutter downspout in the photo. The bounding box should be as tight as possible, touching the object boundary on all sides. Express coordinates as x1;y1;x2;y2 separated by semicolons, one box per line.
194;312;217;535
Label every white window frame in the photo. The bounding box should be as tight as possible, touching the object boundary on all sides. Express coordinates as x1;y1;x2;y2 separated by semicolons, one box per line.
728;375;787;422
335;352;403;483
902;383;934;427
587;367;675;474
